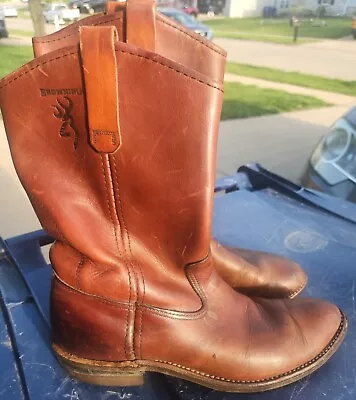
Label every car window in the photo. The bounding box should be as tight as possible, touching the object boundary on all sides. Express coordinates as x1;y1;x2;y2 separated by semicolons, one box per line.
164;11;196;25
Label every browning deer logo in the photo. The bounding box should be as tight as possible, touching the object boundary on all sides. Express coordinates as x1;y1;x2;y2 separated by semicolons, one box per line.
52;96;78;149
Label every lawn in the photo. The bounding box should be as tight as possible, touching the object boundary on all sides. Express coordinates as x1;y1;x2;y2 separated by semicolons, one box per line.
0;46;33;78
205;17;351;42
226;62;356;96
222;82;329;120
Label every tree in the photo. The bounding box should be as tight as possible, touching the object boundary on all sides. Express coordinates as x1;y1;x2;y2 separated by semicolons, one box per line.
29;0;46;36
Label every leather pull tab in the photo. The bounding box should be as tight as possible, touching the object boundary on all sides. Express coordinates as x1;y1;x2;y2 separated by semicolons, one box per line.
79;26;121;153
126;0;156;52
106;1;125;14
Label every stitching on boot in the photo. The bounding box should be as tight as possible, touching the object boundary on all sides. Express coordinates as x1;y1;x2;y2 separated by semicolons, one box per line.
138;260;209;320
112;156;139;300
33;12;225;58
113;155;146;310
157;16;226;57
153;312;346;383
289;276;308;299
0;51;223;93
101;154;131;360
139;309;143;359
54;275;134;309
111;155;138;359
75;255;85;289
54;263;210;320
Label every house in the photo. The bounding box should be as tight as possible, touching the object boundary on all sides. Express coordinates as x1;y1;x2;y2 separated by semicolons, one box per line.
223;0;356;17
297;0;356;15
223;0;290;17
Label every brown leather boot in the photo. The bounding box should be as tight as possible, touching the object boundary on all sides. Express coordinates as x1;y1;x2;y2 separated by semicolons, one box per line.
31;0;307;299
0;25;346;392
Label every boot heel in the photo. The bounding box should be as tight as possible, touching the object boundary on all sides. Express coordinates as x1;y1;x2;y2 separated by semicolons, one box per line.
54;346;145;387
64;367;145;387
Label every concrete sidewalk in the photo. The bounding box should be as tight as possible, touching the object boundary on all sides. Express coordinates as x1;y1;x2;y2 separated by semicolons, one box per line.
216;105;349;180
224;73;356;106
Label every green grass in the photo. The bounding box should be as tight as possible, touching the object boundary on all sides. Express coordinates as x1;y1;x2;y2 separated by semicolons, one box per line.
226;62;356;96
206;17;351;42
221;82;329;120
0;46;33;78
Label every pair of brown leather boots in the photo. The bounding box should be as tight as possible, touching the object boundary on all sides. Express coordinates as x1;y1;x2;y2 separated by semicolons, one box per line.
0;0;347;393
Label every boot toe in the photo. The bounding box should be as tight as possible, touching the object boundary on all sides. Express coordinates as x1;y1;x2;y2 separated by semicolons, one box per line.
264;255;308;298
232;295;347;384
231;248;308;298
284;297;346;361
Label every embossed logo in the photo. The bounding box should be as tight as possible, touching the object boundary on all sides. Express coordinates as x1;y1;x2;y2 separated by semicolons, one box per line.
52;96;78;149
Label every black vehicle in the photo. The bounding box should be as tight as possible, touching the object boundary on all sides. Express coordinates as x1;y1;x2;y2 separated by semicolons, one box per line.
301;106;356;203
0;10;9;38
69;0;106;14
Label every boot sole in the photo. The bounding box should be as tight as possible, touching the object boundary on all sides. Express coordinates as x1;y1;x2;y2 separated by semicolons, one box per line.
53;310;347;393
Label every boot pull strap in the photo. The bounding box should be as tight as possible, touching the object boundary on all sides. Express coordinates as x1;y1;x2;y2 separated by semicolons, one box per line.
106;0;156;52
106;0;125;14
80;26;121;154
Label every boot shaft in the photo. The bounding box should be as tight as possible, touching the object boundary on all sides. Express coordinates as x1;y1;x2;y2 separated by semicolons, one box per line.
0;28;223;307
32;1;226;83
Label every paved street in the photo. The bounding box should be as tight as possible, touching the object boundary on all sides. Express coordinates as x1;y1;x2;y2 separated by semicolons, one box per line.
216;38;356;80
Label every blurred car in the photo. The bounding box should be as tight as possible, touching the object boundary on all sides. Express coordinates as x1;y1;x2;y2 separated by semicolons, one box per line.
0;6;18;18
352;16;356;39
181;5;199;18
158;7;213;39
43;3;80;23
69;0;106;14
301;106;356;203
0;9;9;38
